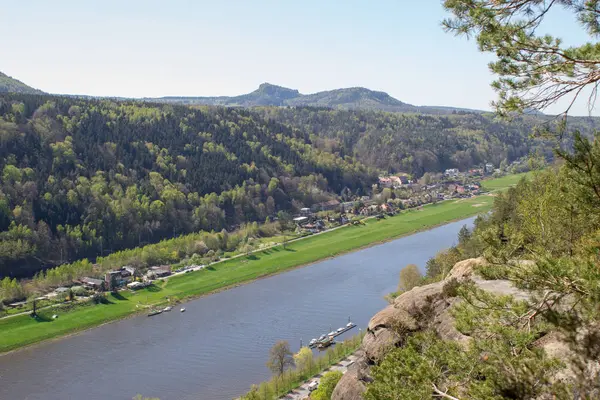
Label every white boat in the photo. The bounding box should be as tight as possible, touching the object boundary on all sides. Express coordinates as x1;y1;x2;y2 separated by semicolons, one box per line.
336;327;344;333
328;331;335;336
163;306;172;312
346;322;354;327
318;335;326;341
309;338;317;345
180;307;186;312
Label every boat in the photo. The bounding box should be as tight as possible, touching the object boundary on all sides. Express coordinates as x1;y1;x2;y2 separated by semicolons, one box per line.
328;331;335;336
317;337;335;349
336;327;344;333
318;335;326;341
147;309;163;317
163;306;172;312
346;322;354;327
309;338;317;346
180;307;186;312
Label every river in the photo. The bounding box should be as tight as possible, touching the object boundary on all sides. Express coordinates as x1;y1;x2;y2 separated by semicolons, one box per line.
0;217;474;400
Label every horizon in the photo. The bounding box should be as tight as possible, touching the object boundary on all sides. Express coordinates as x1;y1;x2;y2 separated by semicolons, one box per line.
1;0;596;116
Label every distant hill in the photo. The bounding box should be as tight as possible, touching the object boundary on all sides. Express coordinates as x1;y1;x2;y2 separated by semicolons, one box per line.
0;71;44;94
147;83;485;115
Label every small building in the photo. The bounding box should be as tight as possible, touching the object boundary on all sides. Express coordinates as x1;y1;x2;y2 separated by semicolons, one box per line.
127;281;149;290
390;175;409;187
485;163;494;174
300;207;312;216
81;277;104;290
145;265;172;280
444;168;459;176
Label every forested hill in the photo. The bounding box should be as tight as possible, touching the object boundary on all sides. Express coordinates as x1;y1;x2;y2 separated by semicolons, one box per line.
255;107;597;176
148;83;483;114
0;93;375;278
0;72;44;95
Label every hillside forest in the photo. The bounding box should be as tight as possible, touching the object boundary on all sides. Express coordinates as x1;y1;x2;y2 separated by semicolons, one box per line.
0;92;592;282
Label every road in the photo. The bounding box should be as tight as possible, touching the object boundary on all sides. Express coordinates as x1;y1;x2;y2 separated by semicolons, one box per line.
279;353;360;400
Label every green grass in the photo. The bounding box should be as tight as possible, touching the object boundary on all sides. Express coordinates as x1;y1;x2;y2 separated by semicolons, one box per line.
0;174;521;353
481;172;531;191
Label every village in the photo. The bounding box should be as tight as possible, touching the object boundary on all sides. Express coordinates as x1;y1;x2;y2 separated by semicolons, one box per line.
290;162;505;235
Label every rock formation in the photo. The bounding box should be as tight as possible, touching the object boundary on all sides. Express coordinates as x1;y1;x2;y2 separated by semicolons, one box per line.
331;257;597;399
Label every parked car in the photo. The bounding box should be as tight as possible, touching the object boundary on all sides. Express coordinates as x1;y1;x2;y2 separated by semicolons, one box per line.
308;381;319;392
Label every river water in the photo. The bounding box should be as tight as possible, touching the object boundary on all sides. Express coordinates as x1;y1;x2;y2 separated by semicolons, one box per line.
0;218;474;400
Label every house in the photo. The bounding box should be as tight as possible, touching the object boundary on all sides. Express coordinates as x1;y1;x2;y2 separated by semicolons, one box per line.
105;266;135;289
145;265;172;280
81;277;104;290
456;185;466;194
122;265;136;277
444;168;459;177
485;163;494;174
390;175;409;186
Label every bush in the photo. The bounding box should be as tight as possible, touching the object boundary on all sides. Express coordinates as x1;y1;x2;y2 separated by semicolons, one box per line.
92;293;107;304
311;370;343;400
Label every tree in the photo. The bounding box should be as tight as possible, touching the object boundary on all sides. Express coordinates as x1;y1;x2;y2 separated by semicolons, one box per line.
443;0;600;116
293;346;313;373
398;264;423;292
457;224;471;246
311;370;343;400
241;385;261;400
266;340;294;376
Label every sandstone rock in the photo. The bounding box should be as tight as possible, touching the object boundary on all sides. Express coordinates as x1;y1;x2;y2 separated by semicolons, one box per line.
472;278;530;301
393;281;444;316
367;304;417;332
332;257;594;398
331;368;366;400
363;327;398;363
446;257;487;281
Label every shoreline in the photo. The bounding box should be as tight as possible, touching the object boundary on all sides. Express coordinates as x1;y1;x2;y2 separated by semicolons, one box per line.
0;205;487;356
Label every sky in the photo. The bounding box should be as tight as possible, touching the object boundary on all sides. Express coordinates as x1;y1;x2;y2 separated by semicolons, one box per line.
0;0;596;115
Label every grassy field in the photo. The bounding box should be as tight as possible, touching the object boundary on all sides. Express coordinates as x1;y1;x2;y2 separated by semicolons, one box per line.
481;172;530;190
0;174;526;353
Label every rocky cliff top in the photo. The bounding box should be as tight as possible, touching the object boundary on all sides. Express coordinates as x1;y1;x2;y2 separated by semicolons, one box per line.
331;258;597;399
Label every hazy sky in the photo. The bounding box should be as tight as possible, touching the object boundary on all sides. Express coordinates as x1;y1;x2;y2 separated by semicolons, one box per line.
1;0;595;115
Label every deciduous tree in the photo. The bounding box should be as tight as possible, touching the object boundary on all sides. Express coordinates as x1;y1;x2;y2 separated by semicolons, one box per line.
266;340;294;376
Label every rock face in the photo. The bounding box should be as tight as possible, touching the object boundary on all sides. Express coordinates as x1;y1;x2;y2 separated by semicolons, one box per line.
332;257;581;400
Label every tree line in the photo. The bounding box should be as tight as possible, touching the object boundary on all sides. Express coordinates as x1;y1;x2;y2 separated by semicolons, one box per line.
256;106;595;177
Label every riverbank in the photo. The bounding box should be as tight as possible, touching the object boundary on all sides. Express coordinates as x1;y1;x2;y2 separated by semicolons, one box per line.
240;333;365;400
0;174;527;354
